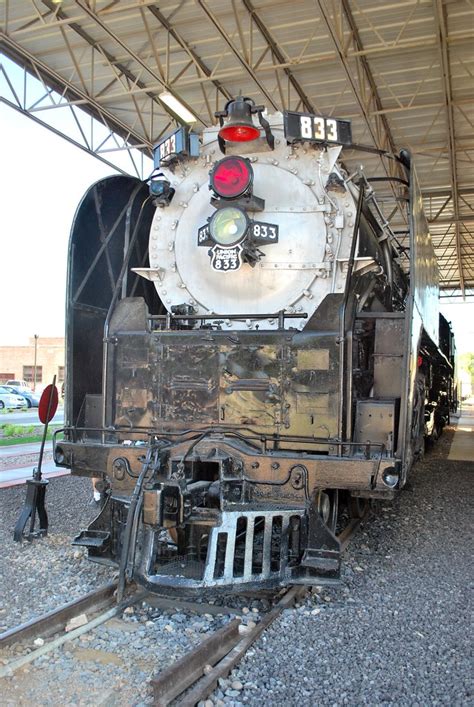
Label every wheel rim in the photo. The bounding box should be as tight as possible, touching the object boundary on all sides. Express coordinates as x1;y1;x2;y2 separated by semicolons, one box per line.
317;489;339;533
349;496;369;519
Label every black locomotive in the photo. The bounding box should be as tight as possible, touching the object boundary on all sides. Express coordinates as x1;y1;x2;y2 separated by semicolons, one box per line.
54;98;455;593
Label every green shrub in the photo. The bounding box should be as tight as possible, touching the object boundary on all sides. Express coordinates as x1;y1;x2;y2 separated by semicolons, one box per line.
2;423;26;437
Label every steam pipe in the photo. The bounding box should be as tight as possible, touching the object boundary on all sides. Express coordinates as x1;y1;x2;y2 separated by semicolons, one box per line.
338;180;365;445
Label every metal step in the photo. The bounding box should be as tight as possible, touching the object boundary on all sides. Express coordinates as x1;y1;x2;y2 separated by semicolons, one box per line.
72;530;110;549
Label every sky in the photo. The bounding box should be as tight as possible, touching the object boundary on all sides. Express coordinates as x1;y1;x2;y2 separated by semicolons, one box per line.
0;98;473;356
0;102;116;344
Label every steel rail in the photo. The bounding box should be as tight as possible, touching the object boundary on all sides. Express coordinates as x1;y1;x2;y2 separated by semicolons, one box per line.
0;582;117;650
151;585;305;706
151;509;368;705
0;585;147;679
0;511;367;690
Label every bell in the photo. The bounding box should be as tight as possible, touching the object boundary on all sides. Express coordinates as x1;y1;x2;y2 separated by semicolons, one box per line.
218;96;261;143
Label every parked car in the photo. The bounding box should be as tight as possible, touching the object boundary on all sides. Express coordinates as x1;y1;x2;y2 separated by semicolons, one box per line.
3;385;41;408
6;380;33;391
0;386;27;410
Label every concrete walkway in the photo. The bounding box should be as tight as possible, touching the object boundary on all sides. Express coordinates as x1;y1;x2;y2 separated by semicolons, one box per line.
0;462;69;488
449;402;474;461
0;440;68;487
0;441;53;459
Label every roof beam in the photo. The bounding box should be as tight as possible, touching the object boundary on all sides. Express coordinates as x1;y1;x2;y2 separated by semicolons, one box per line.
316;0;404;213
195;0;279;110
429;216;474;225
71;0;205;127
423;187;474;198
1;33;149;151
316;0;395;158
433;0;465;298
240;0;315;113
340;0;398;158
146;4;232;107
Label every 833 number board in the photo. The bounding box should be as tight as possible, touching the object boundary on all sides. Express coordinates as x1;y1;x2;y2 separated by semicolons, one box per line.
284;111;352;146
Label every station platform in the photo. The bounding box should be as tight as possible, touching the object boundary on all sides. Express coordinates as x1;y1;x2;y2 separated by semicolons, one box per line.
448;402;474;461
0;441;69;488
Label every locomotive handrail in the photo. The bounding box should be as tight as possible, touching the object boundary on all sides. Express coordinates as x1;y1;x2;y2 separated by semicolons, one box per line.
55;424;388;459
148;311;308;323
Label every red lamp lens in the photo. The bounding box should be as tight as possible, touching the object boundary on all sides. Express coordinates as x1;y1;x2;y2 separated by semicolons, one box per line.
219;124;261;143
210;156;253;198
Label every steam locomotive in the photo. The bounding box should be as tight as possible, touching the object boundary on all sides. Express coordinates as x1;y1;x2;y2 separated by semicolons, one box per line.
54;97;455;593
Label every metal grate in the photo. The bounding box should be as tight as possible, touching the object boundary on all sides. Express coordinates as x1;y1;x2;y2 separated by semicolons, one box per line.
202;510;303;586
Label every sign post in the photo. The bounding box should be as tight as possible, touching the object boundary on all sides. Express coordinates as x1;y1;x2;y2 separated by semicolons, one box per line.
13;377;58;542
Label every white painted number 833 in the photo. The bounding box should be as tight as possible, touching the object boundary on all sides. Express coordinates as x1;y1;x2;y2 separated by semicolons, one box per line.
300;116;338;142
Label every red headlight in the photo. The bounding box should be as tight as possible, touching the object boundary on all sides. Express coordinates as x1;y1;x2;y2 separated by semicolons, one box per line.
210;156;253;199
219;123;261;143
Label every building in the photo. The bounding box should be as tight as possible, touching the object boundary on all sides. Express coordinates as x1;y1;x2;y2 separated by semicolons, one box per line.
0;337;64;391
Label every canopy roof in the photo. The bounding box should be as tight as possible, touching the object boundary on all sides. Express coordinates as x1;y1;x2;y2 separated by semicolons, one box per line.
1;0;473;297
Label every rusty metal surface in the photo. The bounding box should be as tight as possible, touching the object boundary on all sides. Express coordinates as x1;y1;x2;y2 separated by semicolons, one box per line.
110;328;341;446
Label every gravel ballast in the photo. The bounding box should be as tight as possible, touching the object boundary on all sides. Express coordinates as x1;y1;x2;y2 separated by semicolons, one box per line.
0;475;113;631
0;422;472;705
211;427;473;706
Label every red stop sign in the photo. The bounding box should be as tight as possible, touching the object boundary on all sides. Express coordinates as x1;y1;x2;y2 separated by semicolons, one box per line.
38;384;59;424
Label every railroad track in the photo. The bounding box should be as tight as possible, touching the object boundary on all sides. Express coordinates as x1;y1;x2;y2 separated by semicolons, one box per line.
151;513;367;705
0;582;127;678
0;512;366;703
